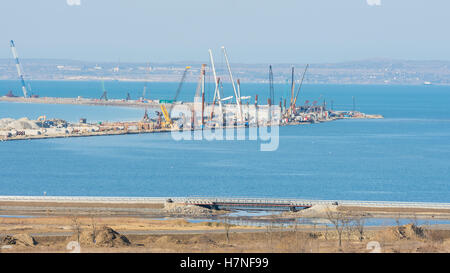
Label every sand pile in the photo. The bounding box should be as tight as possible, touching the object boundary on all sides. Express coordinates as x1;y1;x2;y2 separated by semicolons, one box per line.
284;204;338;218
0;117;40;130
1;234;37;247
164;202;214;216
0;118;14;128
71;226;131;247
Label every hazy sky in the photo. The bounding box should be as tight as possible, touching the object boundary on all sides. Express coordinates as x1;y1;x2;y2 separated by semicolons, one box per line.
1;0;449;63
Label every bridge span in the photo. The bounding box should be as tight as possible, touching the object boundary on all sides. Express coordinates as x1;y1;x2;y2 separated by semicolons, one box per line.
1;196;449;211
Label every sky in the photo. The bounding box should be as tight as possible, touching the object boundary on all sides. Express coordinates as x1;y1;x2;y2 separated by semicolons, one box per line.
0;0;449;63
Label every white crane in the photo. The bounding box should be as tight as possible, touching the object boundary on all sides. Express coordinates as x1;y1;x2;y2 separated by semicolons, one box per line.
208;49;224;122
222;46;243;122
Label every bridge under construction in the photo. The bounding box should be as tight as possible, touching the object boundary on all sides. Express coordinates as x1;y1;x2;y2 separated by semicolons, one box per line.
1;196;449;211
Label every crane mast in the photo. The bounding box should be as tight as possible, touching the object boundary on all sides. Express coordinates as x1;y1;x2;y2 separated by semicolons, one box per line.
222;46;243;122
292;64;309;112
289;66;295;110
168;66;190;116
208;49;224;121
269;65;274;105
10;40;28;98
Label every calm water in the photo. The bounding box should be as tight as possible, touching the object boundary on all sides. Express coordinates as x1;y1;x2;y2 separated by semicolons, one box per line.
0;81;449;202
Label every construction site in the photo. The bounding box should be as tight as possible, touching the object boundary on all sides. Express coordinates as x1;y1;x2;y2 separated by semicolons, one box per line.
0;196;449;253
1;42;382;141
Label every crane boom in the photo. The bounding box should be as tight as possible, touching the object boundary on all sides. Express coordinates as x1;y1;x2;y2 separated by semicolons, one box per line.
10;40;28;98
209;49;223;118
168;66;190;115
289;66;295;108
293;64;309;109
160;104;172;124
269;65;274;104
222;46;243;122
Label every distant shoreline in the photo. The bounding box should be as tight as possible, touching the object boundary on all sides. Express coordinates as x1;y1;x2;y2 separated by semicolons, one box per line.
0;78;448;86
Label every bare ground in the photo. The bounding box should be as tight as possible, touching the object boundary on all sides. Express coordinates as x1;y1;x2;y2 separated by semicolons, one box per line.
1;215;449;253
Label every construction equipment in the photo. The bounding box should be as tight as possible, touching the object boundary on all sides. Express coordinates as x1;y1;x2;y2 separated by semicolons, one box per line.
141;85;147;101
193;64;207;128
289;66;295;110
292;64;309;113
236;80;251;101
100;81;107;101
155;104;174;129
160;104;172;125
161;105;172;128
157;66;190;129
142;109;150;121
10;40;29;98
209;49;224;123
140;62;151;101
222;46;243;122
168;66;190;116
269;65;274;105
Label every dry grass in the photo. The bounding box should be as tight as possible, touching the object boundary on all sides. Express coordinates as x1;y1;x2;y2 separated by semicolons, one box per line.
1;214;450;253
0;216;260;235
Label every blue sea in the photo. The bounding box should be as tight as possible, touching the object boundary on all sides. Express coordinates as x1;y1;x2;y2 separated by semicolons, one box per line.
0;80;449;202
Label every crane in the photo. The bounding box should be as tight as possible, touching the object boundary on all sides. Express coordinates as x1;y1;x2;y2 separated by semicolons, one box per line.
99;81;108;101
289;66;295;110
156;66;190;128
209;49;224;123
10;40;29;98
160;104;172;126
292;64;309;113
168;66;190;116
269;65;274;105
141;63;151;101
222;46;243;122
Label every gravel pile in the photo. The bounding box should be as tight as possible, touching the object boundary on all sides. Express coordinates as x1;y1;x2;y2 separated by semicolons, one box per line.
0;117;40;130
164;202;214;216
282;204;338;218
71;226;131;247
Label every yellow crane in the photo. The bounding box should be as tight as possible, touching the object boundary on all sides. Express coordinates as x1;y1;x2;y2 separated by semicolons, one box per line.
157;65;190;129
160;104;173;128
